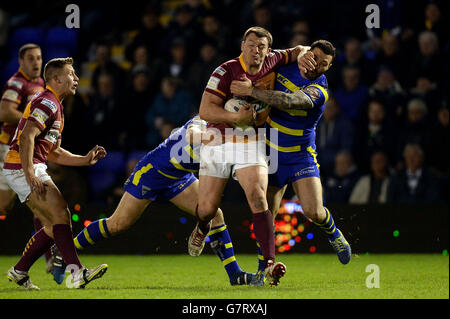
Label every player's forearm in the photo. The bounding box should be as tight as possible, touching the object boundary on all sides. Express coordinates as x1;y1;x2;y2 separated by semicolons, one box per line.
199;101;239;125
250;87;313;110
19;134;36;178
0;101;22;123
289;45;310;63
48;146;88;166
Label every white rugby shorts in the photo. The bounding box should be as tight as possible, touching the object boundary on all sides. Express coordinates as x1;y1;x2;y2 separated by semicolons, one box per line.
0;144;11;191
2;163;52;202
199;141;268;180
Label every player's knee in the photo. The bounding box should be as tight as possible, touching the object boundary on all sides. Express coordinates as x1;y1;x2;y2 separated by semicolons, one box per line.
248;189;267;212
46;198;71;224
302;205;324;223
197;202;217;221
105;216;127;235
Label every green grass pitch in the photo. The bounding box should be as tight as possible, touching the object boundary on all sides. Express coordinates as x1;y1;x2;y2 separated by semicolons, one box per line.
0;254;448;299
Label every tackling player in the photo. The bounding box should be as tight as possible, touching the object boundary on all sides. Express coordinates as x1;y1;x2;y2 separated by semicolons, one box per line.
230;40;352;266
188;26;311;286
4;57;108;289
61;116;262;286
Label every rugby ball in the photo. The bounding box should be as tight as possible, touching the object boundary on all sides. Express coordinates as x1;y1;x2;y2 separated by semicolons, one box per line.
224;97;270;128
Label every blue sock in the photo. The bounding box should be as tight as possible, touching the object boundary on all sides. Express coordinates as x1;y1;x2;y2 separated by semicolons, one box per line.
208;224;241;280
313;207;341;240
74;218;110;250
256;241;265;272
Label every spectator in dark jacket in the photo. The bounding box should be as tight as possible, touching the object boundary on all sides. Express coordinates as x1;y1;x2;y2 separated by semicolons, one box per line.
354;99;396;173
316;97;354;179
323;150;360;204
387;143;441;203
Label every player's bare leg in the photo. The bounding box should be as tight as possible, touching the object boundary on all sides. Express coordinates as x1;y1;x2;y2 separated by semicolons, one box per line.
0;185;53;271
9;180;107;289
234;165;286;286
188;175;228;256
170;179;225;228
105;192;151;236
0;189;16;215
26;180;107;286
267;185;287;220
292;177;351;264
291;177;325;223
173;180;261;285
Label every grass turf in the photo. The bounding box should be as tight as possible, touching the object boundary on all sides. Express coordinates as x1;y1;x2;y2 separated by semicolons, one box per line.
0;254;448;299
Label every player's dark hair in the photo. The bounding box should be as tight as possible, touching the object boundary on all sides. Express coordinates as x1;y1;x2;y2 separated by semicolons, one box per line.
242;26;273;47
311;40;336;63
43;57;74;82
18;43;41;59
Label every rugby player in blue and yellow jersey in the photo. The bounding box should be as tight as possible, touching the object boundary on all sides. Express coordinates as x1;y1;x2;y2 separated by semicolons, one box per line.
230;40;351;265
68;115;262;286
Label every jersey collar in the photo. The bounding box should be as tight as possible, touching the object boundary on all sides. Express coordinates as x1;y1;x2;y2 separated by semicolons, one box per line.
18;67;32;81
46;85;62;102
238;54;248;73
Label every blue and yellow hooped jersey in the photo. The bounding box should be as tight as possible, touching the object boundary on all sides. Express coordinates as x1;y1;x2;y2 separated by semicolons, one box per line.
142;116;204;179
265;63;329;164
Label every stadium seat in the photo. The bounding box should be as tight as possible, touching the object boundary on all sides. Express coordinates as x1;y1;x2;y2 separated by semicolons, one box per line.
8;27;44;54
90;151;126;174
43;46;71;63
0;58;19;85
44;27;78;53
127;151;147;163
88;151;126;195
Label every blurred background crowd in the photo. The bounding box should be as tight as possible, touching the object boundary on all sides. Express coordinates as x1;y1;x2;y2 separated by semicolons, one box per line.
0;0;448;207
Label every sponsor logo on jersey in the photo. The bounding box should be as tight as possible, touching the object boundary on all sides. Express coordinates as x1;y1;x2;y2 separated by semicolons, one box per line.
44;129;59;144
40;98;58;113
295;166;317;177
303;86;321;101
2;89;19;102
7;80;23;89
52;121;61;129
142;185;151;196
206;76;220;91
213;66;226;76
30;108;49;126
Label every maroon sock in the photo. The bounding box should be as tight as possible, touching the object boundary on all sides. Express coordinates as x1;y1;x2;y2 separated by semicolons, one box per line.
195;205;212;234
252;210;275;265
33;217;52;262
15;229;54;272
52;224;82;273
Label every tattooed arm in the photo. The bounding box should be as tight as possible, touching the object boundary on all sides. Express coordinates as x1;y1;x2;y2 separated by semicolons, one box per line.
230;75;313;110
250;86;313;110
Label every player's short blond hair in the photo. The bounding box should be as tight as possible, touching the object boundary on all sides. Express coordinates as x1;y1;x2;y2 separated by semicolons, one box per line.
242;26;273;47
43;57;73;83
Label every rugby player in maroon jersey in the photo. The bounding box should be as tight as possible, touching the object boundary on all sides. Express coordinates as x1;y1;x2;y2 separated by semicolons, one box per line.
4;57;108;289
0;43;57;271
188;26;314;286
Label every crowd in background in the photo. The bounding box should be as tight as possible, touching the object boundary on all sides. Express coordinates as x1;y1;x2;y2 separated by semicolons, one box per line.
0;0;448;206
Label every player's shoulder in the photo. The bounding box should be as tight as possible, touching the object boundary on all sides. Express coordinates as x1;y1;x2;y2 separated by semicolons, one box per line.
31;90;59;114
4;72;26;90
214;57;239;74
313;74;328;89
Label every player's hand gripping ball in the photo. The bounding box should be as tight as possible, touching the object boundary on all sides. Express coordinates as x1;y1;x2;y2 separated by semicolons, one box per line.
224;97;270;129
